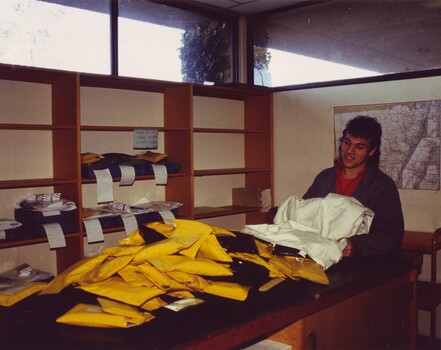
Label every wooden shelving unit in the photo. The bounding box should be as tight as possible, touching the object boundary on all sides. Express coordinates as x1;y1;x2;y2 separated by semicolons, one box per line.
79;74;194;219
0;65;82;273
0;63;273;273
192;84;273;223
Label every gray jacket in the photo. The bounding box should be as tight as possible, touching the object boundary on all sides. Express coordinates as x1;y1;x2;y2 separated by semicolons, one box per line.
303;165;404;257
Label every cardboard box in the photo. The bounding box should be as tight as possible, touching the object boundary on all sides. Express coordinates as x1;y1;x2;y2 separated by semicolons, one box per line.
232;188;271;212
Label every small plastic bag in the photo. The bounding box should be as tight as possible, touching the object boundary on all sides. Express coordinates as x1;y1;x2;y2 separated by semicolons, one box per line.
0;282;47;307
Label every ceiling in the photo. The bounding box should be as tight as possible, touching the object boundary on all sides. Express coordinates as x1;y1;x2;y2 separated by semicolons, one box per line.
193;0;305;15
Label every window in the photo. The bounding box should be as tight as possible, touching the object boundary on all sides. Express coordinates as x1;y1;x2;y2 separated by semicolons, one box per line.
118;0;235;84
250;1;441;87
0;0;111;74
0;0;236;84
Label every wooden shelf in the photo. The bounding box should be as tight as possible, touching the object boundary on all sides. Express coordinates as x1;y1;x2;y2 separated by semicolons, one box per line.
194;168;271;176
0;123;77;130
81;172;190;184
193;127;270;134
80;72;187;93
0;64;76;84
0;231;81;249
0;178;78;189
81;125;189;132
194;205;261;219
192;82;272;99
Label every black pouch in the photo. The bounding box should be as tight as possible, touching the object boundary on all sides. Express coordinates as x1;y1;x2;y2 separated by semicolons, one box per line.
273;244;301;256
217;231;258;254
14;208;75;238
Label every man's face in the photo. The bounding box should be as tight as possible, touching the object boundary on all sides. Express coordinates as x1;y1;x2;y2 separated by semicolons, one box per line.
340;132;377;172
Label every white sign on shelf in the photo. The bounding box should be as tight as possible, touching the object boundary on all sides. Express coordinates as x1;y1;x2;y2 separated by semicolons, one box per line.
133;129;158;149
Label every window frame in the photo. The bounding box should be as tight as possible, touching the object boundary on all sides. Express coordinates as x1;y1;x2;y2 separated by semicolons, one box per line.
246;1;441;91
111;0;240;83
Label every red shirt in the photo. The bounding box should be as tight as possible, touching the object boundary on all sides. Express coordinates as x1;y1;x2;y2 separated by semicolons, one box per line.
335;162;367;196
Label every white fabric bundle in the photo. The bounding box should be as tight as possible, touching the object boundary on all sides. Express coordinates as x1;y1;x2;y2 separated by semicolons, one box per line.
242;193;374;269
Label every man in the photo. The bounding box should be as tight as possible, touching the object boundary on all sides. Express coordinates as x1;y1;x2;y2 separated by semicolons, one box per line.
303;115;404;257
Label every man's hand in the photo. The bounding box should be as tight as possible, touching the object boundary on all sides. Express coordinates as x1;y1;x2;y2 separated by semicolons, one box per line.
342;238;358;257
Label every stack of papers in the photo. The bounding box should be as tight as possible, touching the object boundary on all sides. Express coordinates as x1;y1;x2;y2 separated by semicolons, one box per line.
16;193;76;212
83;201;182;221
0;263;53;289
0;219;22;231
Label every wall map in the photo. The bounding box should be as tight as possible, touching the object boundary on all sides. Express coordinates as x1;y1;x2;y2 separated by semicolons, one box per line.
334;100;440;190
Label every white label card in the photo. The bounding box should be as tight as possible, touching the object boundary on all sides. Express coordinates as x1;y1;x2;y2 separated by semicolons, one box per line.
42;210;60;217
122;215;138;236
119;165;136;186
152;164;168;185
93;169;114;204
42;223;66;249
159;210;175;224
133;129;158;149
83;219;104;243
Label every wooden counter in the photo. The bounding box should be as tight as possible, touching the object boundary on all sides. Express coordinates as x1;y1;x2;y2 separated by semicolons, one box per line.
0;250;422;350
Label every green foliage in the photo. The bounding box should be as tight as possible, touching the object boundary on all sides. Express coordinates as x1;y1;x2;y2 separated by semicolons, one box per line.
179;20;232;84
179;19;271;84
254;46;271;70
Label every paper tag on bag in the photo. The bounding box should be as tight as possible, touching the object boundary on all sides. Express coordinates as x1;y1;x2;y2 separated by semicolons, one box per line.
93;169;114;204
83;219;104;243
159;210;175;224
122;215;138;236
152;164;168;185
43;223;66;249
119;165;136;186
163;298;204;312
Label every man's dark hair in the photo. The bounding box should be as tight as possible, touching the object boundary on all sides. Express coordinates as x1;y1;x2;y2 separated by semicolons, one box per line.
340;115;382;166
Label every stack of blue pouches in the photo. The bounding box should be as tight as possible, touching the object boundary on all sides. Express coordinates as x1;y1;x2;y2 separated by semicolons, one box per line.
0;224;25;242
14;208;76;239
81;152;181;179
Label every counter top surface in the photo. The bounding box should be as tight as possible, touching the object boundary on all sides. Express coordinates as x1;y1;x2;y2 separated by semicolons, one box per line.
0;250;422;350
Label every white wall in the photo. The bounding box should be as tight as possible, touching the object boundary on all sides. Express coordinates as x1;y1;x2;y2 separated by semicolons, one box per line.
273;75;441;338
273;76;441;230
